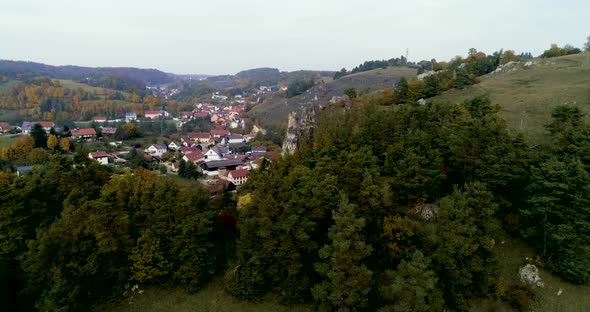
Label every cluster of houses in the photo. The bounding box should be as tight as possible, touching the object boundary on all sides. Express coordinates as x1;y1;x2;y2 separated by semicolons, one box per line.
180;103;246;130
85;126;274;194
3;100;268;195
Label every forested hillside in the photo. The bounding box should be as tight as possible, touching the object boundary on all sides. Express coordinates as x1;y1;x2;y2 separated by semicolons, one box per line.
3;89;589;311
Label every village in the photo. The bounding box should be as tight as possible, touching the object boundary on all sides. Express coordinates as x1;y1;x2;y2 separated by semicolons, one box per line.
1;99;277;196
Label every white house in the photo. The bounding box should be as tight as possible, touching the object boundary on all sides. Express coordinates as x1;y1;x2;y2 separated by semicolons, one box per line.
204;144;229;161
125;112;137;122
89;151;109;165
225;134;244;145
146;144;168;157
21;121;55;134
71;128;97;140
226;169;248;186
168;141;181;151
144;111;161;119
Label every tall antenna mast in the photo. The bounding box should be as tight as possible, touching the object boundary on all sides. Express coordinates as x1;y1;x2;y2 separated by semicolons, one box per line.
406;48;409;62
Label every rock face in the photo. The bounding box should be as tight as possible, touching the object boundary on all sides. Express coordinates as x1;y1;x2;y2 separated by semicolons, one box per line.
281;94;351;155
410;202;439;221
282;112;298;155
281;105;320;155
518;264;544;288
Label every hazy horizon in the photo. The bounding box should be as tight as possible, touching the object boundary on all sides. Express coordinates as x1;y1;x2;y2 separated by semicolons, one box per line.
1;0;588;75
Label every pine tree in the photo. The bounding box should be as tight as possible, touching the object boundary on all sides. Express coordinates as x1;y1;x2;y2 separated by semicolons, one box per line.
312;193;373;311
379;251;444;312
30;123;47;149
521;157;590;284
178;159;187;178
433;182;498;310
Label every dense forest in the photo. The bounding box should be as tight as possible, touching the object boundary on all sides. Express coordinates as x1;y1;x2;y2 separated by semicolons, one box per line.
2;89;589;311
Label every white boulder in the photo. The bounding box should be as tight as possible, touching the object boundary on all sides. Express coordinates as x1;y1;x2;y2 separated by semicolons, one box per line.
519;264;544;288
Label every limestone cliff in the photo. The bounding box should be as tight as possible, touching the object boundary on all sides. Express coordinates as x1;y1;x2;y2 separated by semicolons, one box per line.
281;94;350;155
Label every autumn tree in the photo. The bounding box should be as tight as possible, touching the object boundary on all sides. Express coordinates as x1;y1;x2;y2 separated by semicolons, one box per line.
2;136;34;161
129;229;170;284
500;50;519;64
47;134;58;150
59;137;70;152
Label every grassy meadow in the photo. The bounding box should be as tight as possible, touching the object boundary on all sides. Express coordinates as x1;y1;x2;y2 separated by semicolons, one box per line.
432;53;590;144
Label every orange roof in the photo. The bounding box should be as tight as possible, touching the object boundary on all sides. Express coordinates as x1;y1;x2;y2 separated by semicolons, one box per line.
36;121;55;128
90;151;109;158
184;151;204;162
72;128;97;137
210;129;230;137
229;169;248;179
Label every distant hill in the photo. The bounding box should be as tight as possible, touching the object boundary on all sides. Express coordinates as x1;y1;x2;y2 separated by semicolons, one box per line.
235;67;281;86
430;53;590;143
250;66;417;127
0;60;173;88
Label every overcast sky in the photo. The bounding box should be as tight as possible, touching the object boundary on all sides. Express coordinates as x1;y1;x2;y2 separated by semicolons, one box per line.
1;0;588;75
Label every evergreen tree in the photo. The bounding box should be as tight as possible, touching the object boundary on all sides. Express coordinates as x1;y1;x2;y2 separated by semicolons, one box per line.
379;251;444;312
312;194;373;311
394;77;409;104
432;182;498;310
30;123;48;149
521;157;590;284
178;159;187;177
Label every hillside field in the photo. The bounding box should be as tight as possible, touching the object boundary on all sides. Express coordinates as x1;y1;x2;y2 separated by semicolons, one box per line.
431;53;590;144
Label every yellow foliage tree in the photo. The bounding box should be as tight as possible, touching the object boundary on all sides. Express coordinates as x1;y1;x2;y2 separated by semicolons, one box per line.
8;136;34;160
237;193;252;210
500;50;518;65
59;137;70;152
129;229;169;283
47;134;58;150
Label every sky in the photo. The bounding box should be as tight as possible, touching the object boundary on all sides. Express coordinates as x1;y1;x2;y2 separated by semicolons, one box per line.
1;0;588;75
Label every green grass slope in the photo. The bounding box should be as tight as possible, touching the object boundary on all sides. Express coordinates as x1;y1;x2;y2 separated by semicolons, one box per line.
58;79;131;97
97;277;312;312
431;53;590;143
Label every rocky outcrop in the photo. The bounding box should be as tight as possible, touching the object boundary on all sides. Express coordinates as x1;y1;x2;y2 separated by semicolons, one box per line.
518;264;544;288
282;112;298;155
281;105;320;155
410;202;439;221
